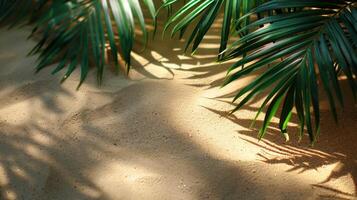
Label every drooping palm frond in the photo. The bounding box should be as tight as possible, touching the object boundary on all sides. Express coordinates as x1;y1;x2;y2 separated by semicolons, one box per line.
162;0;264;57
0;0;47;27
1;0;156;87
222;0;357;143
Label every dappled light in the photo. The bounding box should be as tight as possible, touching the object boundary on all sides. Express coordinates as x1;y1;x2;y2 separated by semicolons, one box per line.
202;80;357;198
0;1;356;199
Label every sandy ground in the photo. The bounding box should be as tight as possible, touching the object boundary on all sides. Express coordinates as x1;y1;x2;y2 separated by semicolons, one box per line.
0;20;356;200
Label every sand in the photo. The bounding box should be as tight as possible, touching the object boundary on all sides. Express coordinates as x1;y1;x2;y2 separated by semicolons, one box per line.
0;21;356;200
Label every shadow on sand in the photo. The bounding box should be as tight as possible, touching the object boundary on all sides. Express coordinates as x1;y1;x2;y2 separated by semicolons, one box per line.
202;81;357;199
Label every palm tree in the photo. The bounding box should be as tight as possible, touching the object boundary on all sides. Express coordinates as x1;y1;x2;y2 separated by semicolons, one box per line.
1;0;356;143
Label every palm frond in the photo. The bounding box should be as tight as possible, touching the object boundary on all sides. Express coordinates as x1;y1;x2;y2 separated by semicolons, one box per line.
222;0;357;143
1;0;156;87
163;0;264;56
0;0;46;27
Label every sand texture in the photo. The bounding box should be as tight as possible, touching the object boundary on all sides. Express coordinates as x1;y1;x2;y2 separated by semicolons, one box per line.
0;19;356;200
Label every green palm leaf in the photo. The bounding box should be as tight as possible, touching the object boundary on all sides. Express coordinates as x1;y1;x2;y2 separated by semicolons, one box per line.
1;0;156;87
223;0;357;143
0;0;46;27
163;0;264;56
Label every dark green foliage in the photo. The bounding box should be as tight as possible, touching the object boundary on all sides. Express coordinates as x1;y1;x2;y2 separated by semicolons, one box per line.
163;0;265;56
167;0;356;143
1;0;156;87
224;1;356;143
